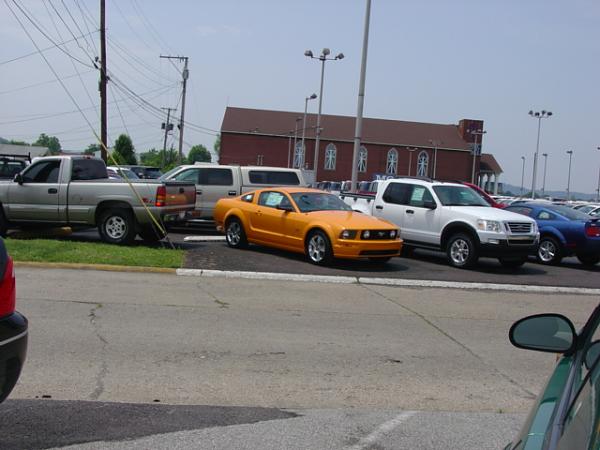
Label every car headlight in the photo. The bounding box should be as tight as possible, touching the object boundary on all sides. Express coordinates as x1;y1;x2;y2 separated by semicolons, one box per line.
531;221;538;233
362;230;370;239
477;219;501;233
340;230;357;239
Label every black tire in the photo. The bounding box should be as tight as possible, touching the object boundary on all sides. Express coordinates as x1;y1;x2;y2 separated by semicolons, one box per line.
446;233;478;269
138;224;167;243
305;230;333;265
499;257;527;268
577;254;600;266
0;208;8;237
98;208;136;245
225;217;248;249
537;236;562;265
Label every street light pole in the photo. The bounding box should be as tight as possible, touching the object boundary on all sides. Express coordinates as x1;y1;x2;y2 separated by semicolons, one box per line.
528;110;553;199
293;116;301;166
566;150;573;202
407;147;418;176
520;156;526;197
305;48;344;178
470;129;486;184
301;94;317;167
541;153;548;197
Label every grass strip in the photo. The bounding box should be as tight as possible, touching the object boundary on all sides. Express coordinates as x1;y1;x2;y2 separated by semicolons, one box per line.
5;238;184;268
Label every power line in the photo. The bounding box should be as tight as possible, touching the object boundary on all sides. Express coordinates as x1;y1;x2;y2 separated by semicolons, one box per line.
47;0;97;63
60;0;97;56
0;69;95;96
130;0;176;54
73;0;99;55
0;30;98;66
9;0;96;68
111;0;157;53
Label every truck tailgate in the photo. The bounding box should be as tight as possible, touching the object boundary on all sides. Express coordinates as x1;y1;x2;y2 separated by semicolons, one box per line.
163;182;196;208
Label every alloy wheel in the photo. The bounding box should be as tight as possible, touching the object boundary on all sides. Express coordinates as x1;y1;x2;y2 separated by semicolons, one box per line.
308;234;326;263
105;216;127;240
450;239;469;265
538;240;556;263
227;222;241;246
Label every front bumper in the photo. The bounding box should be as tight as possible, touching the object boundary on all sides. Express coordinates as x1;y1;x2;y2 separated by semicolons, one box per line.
333;238;403;259
478;234;539;258
0;312;28;403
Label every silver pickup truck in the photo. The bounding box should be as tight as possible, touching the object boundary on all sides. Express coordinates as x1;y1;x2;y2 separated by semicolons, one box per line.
0;156;196;244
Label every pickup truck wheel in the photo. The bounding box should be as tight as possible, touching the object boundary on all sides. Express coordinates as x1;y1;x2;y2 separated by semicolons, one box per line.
98;209;136;245
306;230;333;265
577;254;600;266
225;218;248;249
537;237;562;265
138;225;166;243
499;256;527;268
446;233;478;269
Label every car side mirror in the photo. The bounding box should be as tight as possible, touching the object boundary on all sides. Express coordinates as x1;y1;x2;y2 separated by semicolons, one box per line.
424;200;437;210
14;173;23;185
509;313;576;354
277;204;294;212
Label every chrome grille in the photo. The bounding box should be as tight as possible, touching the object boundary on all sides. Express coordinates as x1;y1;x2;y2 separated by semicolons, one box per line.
506;222;532;234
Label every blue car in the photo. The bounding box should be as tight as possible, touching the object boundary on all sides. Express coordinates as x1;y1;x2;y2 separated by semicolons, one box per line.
505;203;600;266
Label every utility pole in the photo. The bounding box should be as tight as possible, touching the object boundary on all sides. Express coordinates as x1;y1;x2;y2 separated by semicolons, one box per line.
99;0;107;162
161;107;176;167
161;55;189;164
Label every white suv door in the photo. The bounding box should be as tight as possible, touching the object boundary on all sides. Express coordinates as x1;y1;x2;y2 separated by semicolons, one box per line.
373;182;412;239
404;184;439;245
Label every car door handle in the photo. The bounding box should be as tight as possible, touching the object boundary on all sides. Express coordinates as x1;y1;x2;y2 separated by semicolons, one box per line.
48;188;58;194
228;191;237;196
196;190;202;195
179;187;185;194
375;205;383;210
406;209;415;214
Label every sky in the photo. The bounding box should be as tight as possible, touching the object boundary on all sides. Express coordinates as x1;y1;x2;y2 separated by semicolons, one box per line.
1;0;599;194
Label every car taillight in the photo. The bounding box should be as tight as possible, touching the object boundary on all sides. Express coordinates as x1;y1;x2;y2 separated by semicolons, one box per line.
155;186;166;207
586;224;600;238
0;257;16;318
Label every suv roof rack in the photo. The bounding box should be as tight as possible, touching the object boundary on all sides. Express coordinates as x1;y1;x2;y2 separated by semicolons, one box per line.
390;175;433;182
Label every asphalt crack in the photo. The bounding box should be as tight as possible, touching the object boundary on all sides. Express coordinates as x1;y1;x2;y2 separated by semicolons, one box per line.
361;284;537;400
88;303;108;400
196;283;230;308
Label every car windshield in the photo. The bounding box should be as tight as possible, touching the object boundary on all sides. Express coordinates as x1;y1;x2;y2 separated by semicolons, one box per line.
159;167;183;180
546;204;595;220
291;192;352;213
432;186;489;206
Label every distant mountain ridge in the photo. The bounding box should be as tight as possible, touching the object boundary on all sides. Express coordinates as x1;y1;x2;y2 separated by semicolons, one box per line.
500;182;598;201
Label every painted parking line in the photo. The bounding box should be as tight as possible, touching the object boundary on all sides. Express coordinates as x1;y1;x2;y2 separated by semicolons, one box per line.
346;411;417;450
175;268;600;295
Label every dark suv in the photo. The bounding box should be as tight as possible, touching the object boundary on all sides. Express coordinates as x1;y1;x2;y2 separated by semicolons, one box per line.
0;238;27;403
121;165;163;179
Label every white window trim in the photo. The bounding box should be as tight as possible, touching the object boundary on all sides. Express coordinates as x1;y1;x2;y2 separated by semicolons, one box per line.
324;143;337;170
416;151;429;177
387;148;398;175
358;146;368;173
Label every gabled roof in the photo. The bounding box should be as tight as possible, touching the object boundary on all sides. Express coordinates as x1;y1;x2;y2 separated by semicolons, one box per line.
221;107;472;151
480;153;503;174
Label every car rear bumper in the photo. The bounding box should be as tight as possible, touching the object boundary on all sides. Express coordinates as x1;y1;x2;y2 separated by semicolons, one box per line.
333;239;403;259
0;312;28;403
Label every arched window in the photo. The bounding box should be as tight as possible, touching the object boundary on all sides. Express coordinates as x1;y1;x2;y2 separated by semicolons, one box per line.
358;146;368;172
386;148;398;175
416;151;429;177
293;142;304;168
324;143;336;170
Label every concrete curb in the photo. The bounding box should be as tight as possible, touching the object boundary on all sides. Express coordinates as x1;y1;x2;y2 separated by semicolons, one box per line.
15;261;177;274
183;236;226;242
175;268;600;295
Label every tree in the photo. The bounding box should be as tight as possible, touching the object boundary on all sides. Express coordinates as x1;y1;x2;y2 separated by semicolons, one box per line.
213;135;221;156
34;133;61;155
84;143;101;155
113;134;137;165
8;140;29;146
139;147;179;171
187;144;211;164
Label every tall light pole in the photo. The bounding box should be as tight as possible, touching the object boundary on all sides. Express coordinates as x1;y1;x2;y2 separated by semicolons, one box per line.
566;150;573;202
541;153;548;197
407;147;418;176
528;109;553;199
429;139;442;179
470;129;486;184
305;48;344;177
301;93;317;166
293;116;302;166
596;147;600;202
350;0;372;192
520;156;526;197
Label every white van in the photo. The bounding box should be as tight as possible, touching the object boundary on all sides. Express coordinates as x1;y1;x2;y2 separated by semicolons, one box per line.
161;164;306;219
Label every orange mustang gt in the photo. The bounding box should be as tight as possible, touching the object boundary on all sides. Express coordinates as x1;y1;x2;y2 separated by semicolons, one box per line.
214;187;403;265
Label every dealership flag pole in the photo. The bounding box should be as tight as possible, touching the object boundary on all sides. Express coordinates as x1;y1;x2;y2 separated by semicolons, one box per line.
350;0;372;192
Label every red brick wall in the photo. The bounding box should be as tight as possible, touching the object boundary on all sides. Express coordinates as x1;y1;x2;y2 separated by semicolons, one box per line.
220;132;476;182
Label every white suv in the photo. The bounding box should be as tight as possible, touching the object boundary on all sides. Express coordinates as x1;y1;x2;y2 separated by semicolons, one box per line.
341;178;540;268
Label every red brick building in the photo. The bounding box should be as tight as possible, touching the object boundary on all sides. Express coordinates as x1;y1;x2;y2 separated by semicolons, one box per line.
220;107;499;186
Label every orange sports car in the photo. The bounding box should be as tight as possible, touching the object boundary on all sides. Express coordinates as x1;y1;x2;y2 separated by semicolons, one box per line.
214;187;403;265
